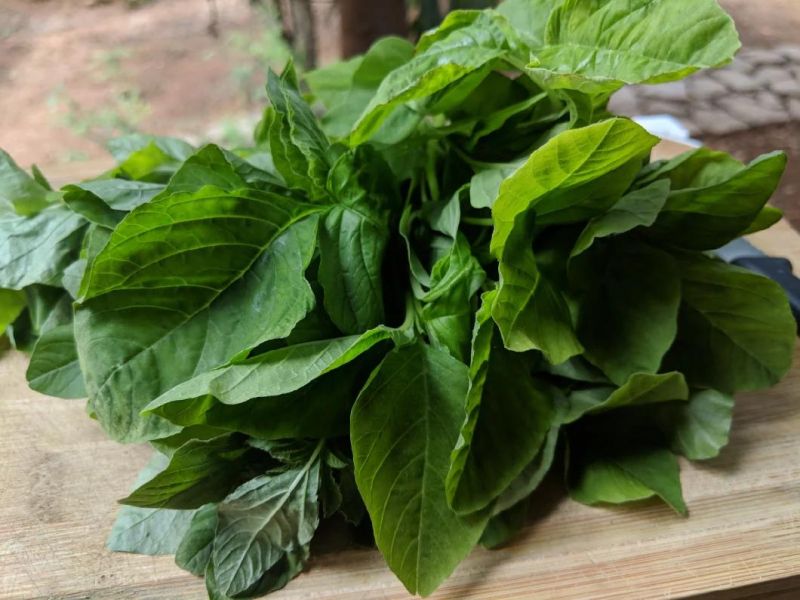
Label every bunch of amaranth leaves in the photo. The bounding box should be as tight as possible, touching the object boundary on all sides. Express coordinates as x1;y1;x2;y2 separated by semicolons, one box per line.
0;0;795;597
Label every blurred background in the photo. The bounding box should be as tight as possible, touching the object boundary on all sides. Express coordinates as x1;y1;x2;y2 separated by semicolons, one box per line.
0;0;797;221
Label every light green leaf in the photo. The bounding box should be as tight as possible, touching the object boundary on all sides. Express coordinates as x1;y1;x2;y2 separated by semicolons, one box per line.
350;12;512;144
490;118;658;255
577;240;680;385
568;432;687;515
448;290;554;514
644;151;787;250
26;324;86;399
351;343;487;596
657;389;734;460
571;179;670;257
307;37;415;139
74;186;320;442
0;204;86;290
496;0;558;48
665;253;795;393
211;442;322;597
107;453;197;555
492;211;582;362
0;149;57;216
469;159;524;209
0;288;25;331
107;135;194;182
528;0;739;93
563;371;688;424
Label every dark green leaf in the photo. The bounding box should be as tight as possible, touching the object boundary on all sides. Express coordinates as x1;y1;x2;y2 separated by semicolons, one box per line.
75;187;320;442
351;343;487;595
26;324;86;399
665;253;795;393
175;504;218;576
120;435;253;509
211;441;322;597
266;64;331;199
568;428;687;515
448;290;554;513
577;240;681;384
563;371;688;424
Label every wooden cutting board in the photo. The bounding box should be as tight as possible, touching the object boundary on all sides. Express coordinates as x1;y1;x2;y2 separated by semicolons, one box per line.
1;145;799;600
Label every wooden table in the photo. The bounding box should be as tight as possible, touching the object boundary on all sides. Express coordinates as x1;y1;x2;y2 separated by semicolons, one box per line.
2;145;799;599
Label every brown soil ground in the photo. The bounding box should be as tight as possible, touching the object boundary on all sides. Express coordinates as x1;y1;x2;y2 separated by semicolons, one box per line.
0;0;283;169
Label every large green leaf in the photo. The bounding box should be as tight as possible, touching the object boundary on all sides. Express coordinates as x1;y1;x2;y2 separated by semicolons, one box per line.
26;324;86;399
350;12;512;144
145;327;397;411
448;290;554;514
490;118;658;255
576;240;681;385
0;204;86;290
492;211;582;362
644;151;787;250
146;361;370;441
211;442;322;597
74;186;320;442
120;435;254;509
107;454;197;555
528;0;740;93
665;253;795;393
351;343;487;596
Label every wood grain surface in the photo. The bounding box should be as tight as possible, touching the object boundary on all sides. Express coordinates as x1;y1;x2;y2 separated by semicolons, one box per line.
1;143;799;599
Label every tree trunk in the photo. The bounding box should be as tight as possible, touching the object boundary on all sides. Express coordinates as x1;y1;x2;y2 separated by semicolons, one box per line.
338;0;408;58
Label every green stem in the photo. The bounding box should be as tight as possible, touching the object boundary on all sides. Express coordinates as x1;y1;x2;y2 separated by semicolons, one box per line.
462;216;494;227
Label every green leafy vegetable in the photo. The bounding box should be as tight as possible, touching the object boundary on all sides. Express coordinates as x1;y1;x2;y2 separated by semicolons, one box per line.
1;2;792;598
